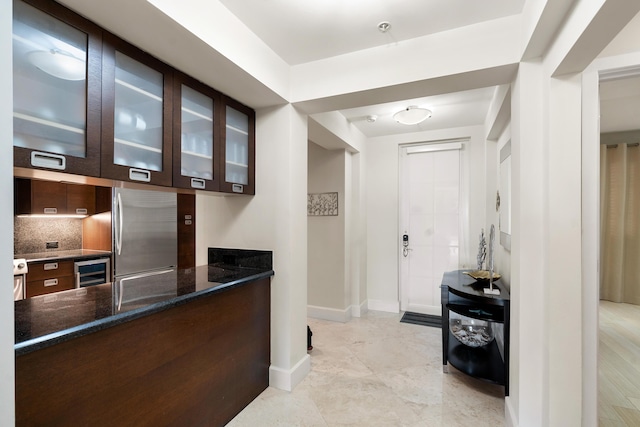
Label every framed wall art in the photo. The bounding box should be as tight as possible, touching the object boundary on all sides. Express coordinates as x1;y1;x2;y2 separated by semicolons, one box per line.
307;192;338;216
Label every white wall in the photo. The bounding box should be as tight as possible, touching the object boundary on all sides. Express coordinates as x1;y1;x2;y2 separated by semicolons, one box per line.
307;142;349;321
0;0;15;424
365;126;487;312
495;126;512;286
196;104;310;391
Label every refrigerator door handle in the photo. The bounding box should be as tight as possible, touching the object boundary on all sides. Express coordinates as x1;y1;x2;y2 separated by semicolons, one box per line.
117;269;175;311
115;192;123;256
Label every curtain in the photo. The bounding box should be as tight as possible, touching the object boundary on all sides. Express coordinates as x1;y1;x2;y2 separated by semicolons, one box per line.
600;143;640;304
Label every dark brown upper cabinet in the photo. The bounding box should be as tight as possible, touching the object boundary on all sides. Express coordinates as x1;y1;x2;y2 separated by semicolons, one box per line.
15;178;97;216
219;96;255;195
172;72;221;192
12;0;103;177
100;33;173;186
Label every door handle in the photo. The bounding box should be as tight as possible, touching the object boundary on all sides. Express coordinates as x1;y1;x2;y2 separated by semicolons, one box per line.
117;269;174;311
115;192;123;256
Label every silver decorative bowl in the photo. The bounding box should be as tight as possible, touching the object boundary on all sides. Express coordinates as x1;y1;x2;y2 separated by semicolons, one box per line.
449;314;494;348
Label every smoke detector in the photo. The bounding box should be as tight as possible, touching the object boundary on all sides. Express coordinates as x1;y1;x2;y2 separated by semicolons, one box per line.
377;22;391;33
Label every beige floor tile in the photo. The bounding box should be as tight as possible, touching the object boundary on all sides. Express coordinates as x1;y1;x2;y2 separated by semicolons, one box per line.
228;311;505;426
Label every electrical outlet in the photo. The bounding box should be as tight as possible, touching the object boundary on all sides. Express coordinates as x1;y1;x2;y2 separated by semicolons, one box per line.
46;241;59;249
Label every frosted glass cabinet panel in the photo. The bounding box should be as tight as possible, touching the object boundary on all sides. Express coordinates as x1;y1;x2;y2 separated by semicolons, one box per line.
173;75;219;191
220;97;254;194
12;0;102;176
181;85;213;178
171;81;218;191
101;34;173;186
113;52;163;172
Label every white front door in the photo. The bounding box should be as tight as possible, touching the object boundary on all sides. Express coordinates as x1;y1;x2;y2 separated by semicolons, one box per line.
399;144;461;315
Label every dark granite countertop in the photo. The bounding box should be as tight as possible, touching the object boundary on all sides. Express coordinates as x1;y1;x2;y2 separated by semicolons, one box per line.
16;249;113;263
15;262;274;356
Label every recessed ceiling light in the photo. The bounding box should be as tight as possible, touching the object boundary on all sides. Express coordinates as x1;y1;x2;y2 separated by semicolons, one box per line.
393;106;432;125
377;21;391;33
366;115;377;123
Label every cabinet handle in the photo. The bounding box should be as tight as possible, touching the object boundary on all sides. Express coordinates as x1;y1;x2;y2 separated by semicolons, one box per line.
129;168;151;182
75;208;88;215
43;263;58;271
43;208;57;214
31;151;66;170
190;178;205;189
232;184;243;193
44;278;59;287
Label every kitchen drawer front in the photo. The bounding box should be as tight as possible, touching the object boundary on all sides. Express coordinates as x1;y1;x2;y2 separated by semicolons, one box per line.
26;276;75;298
27;261;74;281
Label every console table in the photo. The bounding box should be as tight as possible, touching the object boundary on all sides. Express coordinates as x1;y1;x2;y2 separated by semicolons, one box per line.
440;270;510;395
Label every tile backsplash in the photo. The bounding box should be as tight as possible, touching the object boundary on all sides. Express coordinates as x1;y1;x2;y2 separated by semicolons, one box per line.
14;217;82;254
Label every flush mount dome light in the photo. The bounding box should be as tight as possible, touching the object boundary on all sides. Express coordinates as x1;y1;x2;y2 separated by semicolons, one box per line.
393;106;432;125
28;49;85;81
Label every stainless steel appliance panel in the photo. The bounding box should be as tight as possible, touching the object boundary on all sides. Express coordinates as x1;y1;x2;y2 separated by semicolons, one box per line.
113;188;177;277
113;269;177;313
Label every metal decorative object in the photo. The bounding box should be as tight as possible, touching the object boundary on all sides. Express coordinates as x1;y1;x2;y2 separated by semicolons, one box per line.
484;224;500;295
477;228;487;270
307;192;338;216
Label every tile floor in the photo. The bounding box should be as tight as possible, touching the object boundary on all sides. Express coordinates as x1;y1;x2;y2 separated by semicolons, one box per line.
227;311;505;426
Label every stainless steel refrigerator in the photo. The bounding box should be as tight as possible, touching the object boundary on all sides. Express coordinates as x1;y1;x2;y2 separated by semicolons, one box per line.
112;187;178;313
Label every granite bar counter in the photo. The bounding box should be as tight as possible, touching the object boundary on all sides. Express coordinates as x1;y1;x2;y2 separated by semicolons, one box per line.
15;263;273;355
16;248;274;427
15;248;113;263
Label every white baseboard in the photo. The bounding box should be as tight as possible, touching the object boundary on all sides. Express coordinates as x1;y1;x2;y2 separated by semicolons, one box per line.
269;354;311;392
367;299;400;313
351;300;368;318
307;305;351;323
505;396;517;427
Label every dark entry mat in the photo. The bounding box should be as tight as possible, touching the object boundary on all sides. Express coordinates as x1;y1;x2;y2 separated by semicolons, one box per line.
400;312;442;328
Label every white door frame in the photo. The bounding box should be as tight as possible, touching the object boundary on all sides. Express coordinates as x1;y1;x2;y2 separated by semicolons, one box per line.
582;54;640;425
398;140;465;315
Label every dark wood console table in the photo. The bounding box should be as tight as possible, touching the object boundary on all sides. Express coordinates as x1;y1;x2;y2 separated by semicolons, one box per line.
440;270;510;395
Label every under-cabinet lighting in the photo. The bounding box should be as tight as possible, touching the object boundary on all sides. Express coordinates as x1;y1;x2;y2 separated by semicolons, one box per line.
17;214;88;219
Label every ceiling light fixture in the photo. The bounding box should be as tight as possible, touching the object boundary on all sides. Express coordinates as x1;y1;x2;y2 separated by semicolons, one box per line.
28;49;85;81
377;21;391;33
366;115;377;123
393;106;432;125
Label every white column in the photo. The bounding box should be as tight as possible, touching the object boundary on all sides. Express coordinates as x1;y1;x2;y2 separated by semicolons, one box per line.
259;104;310;391
509;60;546;427
196;103;310;391
547;73;583;426
0;0;15;424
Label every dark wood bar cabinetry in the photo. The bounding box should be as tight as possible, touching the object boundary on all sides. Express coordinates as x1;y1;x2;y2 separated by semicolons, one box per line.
100;32;174;186
13;0;257;195
12;0;103;177
15;178;98;216
219;96;256;195
441;270;510;395
16;276;271;427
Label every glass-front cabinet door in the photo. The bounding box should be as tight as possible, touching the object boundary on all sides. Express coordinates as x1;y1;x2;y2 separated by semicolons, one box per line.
220;97;255;195
173;74;219;191
101;34;173;186
12;0;102;176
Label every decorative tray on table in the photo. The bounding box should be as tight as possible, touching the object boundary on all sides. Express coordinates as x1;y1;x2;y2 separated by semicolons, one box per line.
464;270;501;281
